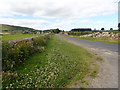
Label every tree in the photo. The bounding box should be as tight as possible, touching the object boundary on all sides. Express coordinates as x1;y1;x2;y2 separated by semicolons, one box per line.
101;28;105;31
52;28;61;33
118;23;120;30
110;28;113;30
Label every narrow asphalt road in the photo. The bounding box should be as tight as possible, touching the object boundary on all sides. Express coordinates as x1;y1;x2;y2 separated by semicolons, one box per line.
56;34;119;88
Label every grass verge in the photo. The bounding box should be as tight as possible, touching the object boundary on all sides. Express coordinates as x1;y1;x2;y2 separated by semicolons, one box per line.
3;35;97;88
68;35;119;44
90;64;100;78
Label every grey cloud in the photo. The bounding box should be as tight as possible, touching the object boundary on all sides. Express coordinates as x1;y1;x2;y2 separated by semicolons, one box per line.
11;4;40;15
43;7;73;18
12;5;73;18
1;0;117;19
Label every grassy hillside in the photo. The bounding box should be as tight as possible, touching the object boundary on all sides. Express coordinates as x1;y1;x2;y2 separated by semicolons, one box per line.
2;35;99;88
1;24;33;31
0;24;42;34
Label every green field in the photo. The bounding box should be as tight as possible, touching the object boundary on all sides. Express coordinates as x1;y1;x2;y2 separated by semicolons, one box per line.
67;30;119;36
71;36;119;44
2;34;41;41
3;35;99;88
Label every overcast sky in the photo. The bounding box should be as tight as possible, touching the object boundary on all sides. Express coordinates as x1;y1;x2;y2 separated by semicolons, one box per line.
0;0;119;31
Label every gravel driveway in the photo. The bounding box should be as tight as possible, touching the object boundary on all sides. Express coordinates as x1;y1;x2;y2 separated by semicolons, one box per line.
56;34;119;88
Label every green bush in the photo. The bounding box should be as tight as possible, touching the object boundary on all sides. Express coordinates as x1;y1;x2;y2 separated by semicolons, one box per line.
2;34;51;71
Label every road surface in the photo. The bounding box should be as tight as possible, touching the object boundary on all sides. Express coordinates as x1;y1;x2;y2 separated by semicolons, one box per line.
56;34;119;88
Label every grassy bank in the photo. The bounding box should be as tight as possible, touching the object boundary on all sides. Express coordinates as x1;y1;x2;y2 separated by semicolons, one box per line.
2;34;41;41
2;34;51;71
70;36;119;44
3;35;98;88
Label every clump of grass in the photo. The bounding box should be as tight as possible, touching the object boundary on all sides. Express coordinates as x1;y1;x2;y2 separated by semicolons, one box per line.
81;80;89;85
90;65;99;78
80;86;86;89
96;57;103;62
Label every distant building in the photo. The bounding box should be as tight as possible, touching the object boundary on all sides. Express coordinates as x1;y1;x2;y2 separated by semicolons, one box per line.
71;28;92;32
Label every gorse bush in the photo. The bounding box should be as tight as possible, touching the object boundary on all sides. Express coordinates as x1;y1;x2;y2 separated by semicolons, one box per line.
2;34;51;71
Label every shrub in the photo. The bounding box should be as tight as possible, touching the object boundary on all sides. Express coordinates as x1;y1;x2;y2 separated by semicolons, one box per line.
101;28;105;31
2;34;51;71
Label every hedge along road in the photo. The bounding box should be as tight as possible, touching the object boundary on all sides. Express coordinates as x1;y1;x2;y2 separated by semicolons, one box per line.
56;34;119;88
